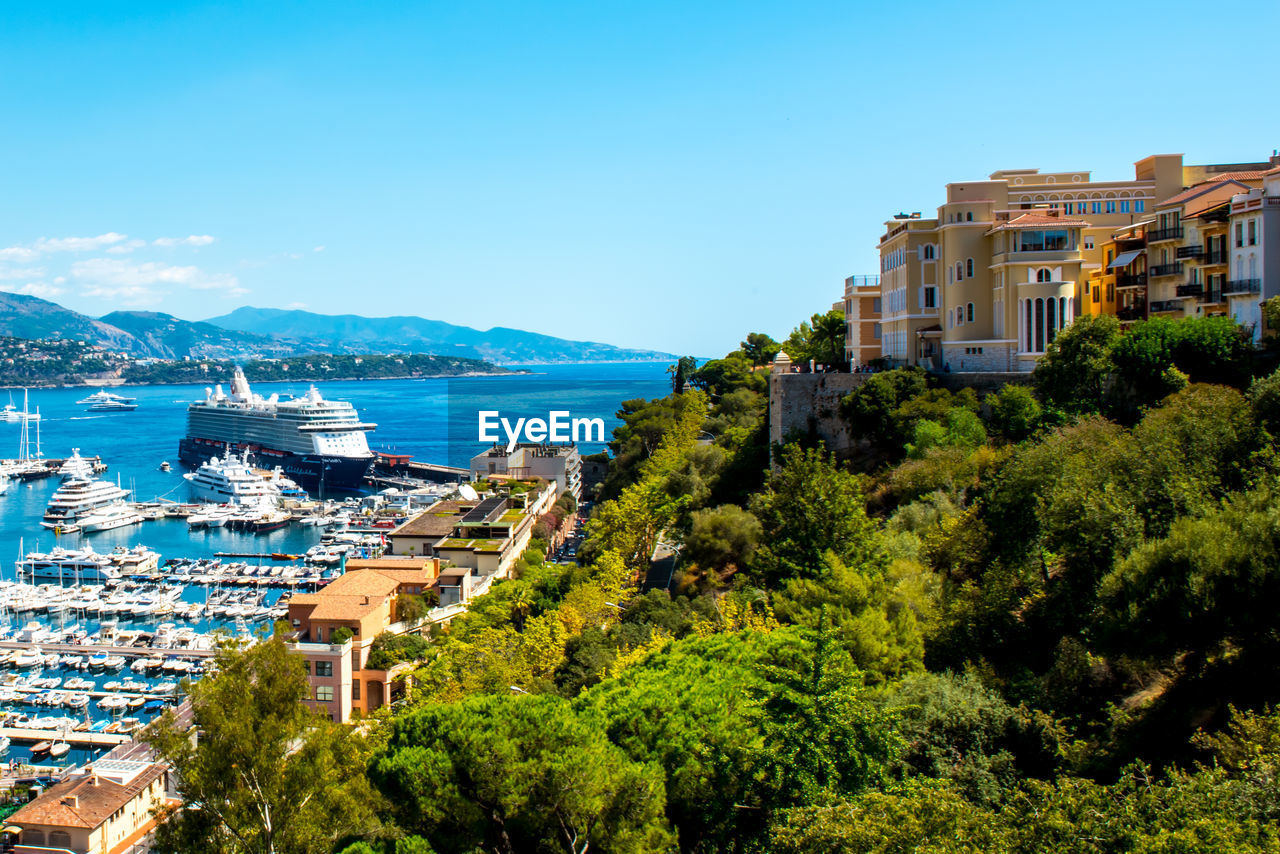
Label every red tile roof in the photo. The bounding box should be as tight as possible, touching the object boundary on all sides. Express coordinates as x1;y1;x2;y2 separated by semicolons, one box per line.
1201;170;1269;182
10;763;166;830
986;212;1090;233
1157;179;1248;208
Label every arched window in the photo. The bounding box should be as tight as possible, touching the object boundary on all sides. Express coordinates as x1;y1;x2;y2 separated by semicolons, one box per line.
1250;255;1258;279
1035;298;1045;352
956;262;963;281
924;244;935;260
967;302;975;323
966;258;975;278
1046;298;1057;344
957;307;964;325
1060;297;1069;328
1037;268;1051;283
1024;299;1033;352
24;830;45;846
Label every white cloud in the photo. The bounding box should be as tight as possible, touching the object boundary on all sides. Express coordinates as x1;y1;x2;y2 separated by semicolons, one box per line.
285;301;307;309
0;247;39;262
106;239;147;254
312;245;325;253
72;258;247;297
0;266;45;281
154;235;215;247
2;282;65;299
80;283;162;306
32;233;128;253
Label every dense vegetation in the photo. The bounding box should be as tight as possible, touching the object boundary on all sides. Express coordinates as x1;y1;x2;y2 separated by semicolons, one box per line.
148;308;1280;852
123;352;513;384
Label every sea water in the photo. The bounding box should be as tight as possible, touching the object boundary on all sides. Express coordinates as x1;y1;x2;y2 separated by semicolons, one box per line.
0;362;670;768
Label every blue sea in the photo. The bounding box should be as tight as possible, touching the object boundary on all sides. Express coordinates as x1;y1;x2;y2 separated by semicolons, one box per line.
0;362;670;768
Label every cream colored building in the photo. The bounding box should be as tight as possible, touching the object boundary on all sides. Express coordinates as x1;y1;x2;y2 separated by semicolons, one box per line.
5;760;170;854
867;153;1279;371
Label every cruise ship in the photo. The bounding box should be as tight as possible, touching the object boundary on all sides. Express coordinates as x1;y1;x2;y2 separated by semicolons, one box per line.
178;367;375;491
42;477;131;530
183;451;308;505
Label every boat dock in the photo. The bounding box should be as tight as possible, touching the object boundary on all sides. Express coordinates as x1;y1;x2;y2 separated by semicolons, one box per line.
0;725;130;747
1;456;107;481
0;641;215;660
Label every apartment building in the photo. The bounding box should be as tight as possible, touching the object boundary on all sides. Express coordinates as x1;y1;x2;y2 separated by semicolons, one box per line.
866;153;1280;371
842;274;882;365
4;760;170;854
470;443;582;502
286;557;440;722
1228;167;1280;339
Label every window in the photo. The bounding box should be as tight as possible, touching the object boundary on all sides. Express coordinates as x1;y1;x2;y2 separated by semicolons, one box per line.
316;686;334;702
1092;286;1100;303
872;297;882;313
924;286;937;308
50;832;71;848
1249;219;1257;245
24;830;45;846
1135;200;1146;213
301;661;310;675
1091;201;1102;214
1119;200;1130;213
967;302;974;322
966;211;973;222
1018;230;1069;251
1084;236;1095;250
924;244;935;260
956;307;964;326
955;262;963;281
315;661;333;677
966;258;974;278
1106;282;1115;302
1236;222;1245;247
1105;200;1116;213
872;322;881;340
1036;268;1052;283
352;681;361;700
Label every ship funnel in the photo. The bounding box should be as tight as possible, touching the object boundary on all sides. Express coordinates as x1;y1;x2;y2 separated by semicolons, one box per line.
231;366;251;400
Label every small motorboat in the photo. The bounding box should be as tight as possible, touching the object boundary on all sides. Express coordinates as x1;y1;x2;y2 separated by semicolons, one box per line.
159;461;171;472
29;740;51;756
49;741;70;759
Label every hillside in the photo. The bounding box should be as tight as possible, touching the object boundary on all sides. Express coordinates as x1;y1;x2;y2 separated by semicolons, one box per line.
0;292;137;352
100;310;296;360
204;306;675;364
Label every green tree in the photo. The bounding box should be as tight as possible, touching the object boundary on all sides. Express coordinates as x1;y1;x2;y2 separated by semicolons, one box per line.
369;693;674;854
741;332;781;366
1032;313;1120;414
667;355;698;394
840;367;929;451
750;445;879;585
683;504;763;577
986;384;1043;443
146;635;381;854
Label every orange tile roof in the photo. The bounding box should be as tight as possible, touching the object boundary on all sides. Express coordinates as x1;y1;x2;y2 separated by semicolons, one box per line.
986;212;1090;232
1157;179;1248;208
1201;170;1269;182
11;764;166;830
290;563;438;622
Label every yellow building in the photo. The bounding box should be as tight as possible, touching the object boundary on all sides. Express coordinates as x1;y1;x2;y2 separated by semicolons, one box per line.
866;153;1280;371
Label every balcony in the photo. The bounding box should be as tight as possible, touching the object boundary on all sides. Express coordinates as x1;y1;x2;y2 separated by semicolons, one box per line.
1203;250;1228;265
1176;283;1203;297
1224;278;1262;295
1175;245;1204;260
1115;272;1147;289
1149;300;1183;313
1148;226;1184;242
1149;262;1183;278
1200;289;1224;304
1116;305;1146;321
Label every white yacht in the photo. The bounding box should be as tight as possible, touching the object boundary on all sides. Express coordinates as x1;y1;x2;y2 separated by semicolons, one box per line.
42;477;131;529
57;449;96;481
184;451;305;506
77;389;138;411
2;390;40;423
78;504;145;534
16;545;158;583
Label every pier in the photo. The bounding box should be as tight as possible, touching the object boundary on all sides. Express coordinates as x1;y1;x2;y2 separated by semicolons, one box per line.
1;725;130;747
0;641;214;660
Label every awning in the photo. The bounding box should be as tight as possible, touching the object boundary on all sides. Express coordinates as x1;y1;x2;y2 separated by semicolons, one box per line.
1108;250;1144;270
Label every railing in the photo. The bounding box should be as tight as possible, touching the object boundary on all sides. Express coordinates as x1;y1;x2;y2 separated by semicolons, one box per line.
1149;300;1183;313
1149;262;1183;277
1200;289;1223;303
1175;245;1204;259
1176;283;1203;297
1116;305;1146;321
1203;250;1229;264
1224;278;1262;294
1115;272;1147;289
1148;226;1184;242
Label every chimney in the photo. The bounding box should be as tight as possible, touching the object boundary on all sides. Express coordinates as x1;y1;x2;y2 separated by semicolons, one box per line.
64;795;78;808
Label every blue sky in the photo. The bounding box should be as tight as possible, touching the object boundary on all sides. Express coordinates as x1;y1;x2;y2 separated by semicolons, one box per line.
0;1;1277;356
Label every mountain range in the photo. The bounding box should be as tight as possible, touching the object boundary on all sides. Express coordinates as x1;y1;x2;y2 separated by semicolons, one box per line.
0;292;673;364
